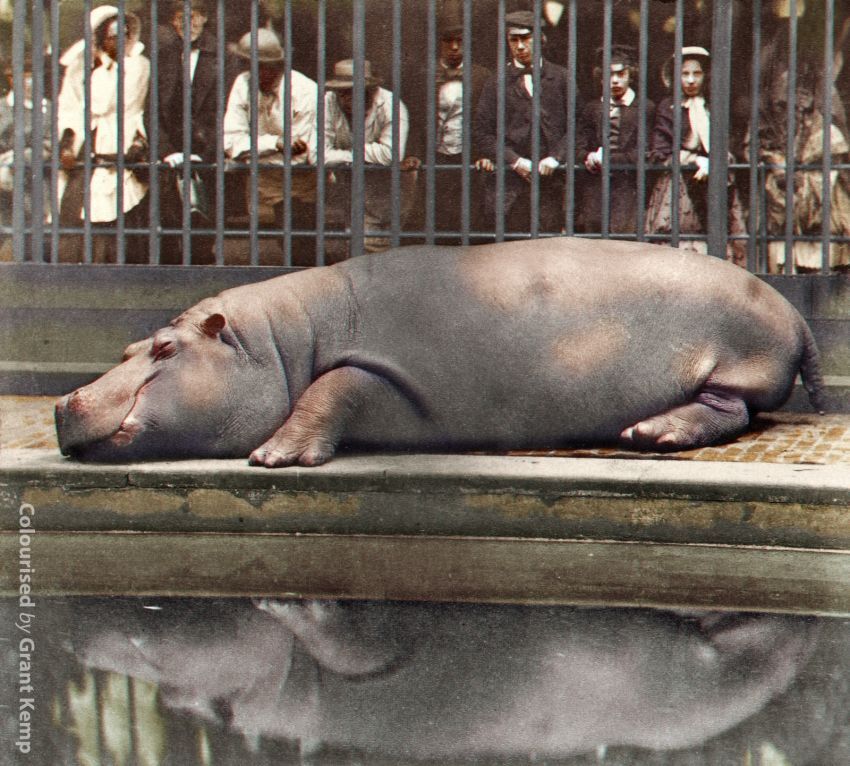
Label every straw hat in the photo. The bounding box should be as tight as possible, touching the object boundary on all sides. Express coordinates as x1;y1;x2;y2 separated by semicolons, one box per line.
325;59;382;89
228;28;284;63
662;46;710;89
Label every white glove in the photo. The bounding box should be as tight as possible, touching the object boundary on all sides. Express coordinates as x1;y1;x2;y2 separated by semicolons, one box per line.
694;155;709;181
164;152;202;167
538;156;560;176
585;148;603;172
513;157;533;177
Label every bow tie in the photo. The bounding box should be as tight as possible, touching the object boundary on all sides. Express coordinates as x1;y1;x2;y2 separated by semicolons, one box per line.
441;68;463;81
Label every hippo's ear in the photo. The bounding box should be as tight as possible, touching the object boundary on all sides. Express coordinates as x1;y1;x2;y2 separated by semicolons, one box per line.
200;313;227;338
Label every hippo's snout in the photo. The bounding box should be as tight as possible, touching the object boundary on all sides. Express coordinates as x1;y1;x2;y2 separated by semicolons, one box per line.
55;393;81;456
55;382;139;458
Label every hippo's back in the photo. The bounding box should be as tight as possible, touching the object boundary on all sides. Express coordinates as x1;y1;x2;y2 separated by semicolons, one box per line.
310;238;806;449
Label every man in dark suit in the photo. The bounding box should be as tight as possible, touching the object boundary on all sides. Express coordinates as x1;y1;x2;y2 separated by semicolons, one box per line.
156;0;239;263
473;9;579;235
404;15;492;243
576;45;655;235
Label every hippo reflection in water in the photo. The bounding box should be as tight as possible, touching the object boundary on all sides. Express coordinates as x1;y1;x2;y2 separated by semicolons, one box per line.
68;599;840;762
55;239;825;465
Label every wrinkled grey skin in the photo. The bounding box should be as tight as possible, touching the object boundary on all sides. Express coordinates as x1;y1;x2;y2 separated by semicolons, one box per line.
55;238;825;465
74;599;820;760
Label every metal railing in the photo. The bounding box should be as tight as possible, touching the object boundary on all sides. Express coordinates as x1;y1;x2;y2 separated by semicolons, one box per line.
3;0;850;273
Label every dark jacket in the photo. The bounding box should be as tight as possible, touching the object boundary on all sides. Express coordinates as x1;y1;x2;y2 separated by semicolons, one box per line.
575;94;656;235
647;96;705;165
154;27;241;160
474;59;578;166
575;95;655;167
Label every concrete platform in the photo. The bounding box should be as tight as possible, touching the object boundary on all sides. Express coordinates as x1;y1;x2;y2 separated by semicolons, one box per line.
2;397;850;615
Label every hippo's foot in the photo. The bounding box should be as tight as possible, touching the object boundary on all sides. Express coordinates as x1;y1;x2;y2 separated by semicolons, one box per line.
249;366;388;467
254;599;412;676
620;390;749;451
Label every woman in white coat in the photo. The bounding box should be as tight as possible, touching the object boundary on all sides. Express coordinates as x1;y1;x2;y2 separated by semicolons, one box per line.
57;5;150;263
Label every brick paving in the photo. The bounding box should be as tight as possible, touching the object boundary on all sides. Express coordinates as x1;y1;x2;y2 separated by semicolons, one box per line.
3;395;850;464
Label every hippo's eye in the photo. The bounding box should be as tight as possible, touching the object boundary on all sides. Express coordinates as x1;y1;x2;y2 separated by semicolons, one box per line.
152;340;176;362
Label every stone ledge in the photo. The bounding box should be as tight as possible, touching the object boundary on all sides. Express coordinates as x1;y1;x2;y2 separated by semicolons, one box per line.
2;449;849;614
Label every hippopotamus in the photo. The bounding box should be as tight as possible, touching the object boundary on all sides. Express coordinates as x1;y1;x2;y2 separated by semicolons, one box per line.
71;599;822;760
55;238;825;465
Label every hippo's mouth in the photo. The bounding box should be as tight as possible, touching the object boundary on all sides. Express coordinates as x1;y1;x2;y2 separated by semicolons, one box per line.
62;421;144;462
59;414;144;462
57;377;156;461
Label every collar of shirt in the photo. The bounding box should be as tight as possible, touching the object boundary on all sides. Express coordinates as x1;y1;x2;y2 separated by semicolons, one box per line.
511;58;544;73
95;52;116;71
439;60;464;81
682;95;706;109
601;87;635;107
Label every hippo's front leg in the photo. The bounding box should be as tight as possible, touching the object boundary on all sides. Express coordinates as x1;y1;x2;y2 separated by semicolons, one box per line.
249;366;392;467
255;599;414;676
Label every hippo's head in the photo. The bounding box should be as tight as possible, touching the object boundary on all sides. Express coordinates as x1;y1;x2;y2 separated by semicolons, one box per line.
55;304;290;461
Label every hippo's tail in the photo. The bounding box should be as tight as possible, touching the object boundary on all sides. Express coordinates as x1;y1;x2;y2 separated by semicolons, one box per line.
799;322;827;415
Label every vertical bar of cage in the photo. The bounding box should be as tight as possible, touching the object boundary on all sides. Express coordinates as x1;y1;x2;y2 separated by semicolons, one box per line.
10;0;25;261
564;0;577;236
707;0;732;258
127;676;139;765
389;0;402;247
92;671;107;766
116;1;127;265
821;0;835;274
249;6;260;265
181;0;193;264
315;0;327;264
425;0;437;244
670;0;683;249
282;0;294;265
529;0;541;239
748;0;762;272
351;0;366;257
495;0;506;242
31;2;46;262
635;0;649;240
148;0;161;264
83;0;93;263
50;0;61;262
600;0;613;239
215;0;226;265
784;0;798;274
460;0;473;245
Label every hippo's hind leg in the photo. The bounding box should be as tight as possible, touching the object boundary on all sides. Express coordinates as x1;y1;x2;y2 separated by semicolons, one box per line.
620;390;750;451
250;366;391;467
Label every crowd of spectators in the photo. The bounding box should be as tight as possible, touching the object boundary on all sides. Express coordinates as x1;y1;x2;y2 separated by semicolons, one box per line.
3;0;850;272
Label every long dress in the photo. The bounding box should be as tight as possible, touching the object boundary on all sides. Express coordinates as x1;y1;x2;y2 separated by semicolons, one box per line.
749;23;850;272
644;95;747;266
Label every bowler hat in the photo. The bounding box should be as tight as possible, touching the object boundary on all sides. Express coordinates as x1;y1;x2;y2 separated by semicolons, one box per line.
228;28;284;63
325;59;382;89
